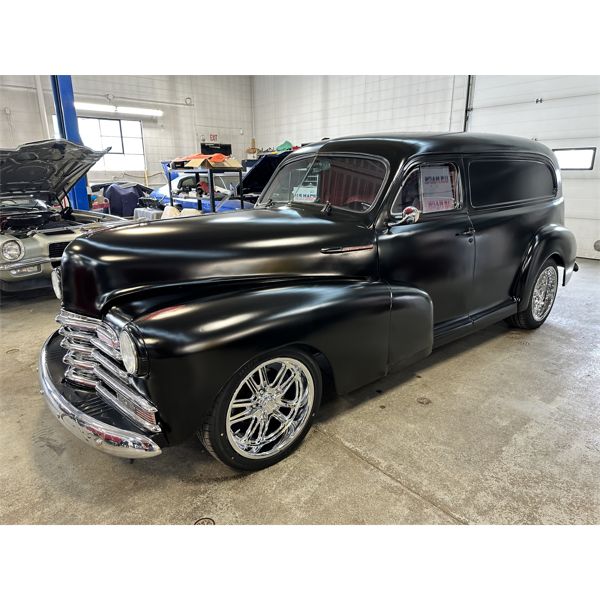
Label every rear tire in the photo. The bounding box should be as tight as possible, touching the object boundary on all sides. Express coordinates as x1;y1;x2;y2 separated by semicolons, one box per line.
507;258;559;329
199;349;322;471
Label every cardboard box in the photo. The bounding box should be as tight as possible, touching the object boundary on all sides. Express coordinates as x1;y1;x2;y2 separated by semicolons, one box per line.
184;156;242;170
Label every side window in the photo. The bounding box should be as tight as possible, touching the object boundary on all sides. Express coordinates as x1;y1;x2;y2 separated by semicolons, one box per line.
391;163;460;215
469;159;556;207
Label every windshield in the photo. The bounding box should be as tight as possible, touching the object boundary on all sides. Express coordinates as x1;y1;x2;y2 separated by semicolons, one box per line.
258;154;387;213
0;196;51;210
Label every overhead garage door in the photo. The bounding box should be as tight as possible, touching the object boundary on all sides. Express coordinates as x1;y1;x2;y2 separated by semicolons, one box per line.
468;76;600;260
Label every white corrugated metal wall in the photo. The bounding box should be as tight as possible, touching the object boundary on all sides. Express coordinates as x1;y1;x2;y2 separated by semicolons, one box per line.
252;75;468;148
468;76;600;260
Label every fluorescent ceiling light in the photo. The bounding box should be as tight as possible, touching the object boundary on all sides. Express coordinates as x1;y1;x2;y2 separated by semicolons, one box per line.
116;106;163;117
75;102;117;113
74;102;163;117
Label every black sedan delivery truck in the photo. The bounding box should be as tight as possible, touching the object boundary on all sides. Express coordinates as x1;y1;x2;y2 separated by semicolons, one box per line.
40;132;577;470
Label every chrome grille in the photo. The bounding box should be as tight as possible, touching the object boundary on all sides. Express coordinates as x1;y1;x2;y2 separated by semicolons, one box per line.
56;309;160;433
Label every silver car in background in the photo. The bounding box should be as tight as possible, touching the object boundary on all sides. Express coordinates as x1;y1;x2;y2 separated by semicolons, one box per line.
0;139;124;293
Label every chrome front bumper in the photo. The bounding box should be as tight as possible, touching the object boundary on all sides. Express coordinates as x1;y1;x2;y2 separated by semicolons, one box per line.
39;333;162;459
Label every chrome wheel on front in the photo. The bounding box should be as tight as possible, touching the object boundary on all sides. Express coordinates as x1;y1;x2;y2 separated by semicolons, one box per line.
531;265;558;322
226;357;315;459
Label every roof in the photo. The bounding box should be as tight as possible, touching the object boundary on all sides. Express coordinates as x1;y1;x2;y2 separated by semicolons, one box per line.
293;132;556;166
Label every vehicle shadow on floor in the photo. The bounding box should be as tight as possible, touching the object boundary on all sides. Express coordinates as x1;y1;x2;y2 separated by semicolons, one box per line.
30;320;516;495
315;321;512;423
133;321;515;480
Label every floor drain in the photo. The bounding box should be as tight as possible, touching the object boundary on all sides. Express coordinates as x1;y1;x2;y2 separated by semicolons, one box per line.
194;517;215;525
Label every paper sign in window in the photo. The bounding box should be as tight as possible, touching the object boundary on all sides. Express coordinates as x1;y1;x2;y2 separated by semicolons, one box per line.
292;185;318;202
420;166;455;213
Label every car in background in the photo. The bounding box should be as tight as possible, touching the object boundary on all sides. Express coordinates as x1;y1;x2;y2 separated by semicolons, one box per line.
0;139;125;293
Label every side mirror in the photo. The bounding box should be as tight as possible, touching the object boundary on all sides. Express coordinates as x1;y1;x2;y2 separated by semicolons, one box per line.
400;206;421;224
388;206;421;227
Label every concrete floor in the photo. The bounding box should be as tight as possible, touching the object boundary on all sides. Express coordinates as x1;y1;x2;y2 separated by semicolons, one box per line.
0;259;598;525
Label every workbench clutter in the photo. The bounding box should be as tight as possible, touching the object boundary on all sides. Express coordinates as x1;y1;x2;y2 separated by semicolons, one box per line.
170;152;243;170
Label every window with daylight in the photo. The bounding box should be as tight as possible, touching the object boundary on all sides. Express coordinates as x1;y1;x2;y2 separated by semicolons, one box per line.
52;115;146;171
553;147;596;171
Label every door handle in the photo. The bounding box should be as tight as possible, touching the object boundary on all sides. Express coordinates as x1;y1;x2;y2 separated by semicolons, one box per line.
456;227;475;237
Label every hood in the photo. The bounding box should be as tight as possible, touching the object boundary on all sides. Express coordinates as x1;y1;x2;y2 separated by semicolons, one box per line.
60;206;377;317
238;152;291;195
0;139;108;201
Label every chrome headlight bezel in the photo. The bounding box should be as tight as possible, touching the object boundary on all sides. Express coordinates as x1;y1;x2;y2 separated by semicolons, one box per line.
1;239;24;262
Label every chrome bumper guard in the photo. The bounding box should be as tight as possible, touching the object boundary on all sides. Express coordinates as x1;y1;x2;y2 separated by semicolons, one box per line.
39;333;162;459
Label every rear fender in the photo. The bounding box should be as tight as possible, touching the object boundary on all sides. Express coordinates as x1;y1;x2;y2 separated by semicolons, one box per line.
514;224;577;310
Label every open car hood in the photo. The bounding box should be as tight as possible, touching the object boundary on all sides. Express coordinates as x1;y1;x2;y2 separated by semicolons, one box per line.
238;151;291;195
0;139;108;201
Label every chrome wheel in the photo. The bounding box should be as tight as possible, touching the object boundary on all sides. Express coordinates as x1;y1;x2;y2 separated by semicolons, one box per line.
532;265;558;322
226;357;315;459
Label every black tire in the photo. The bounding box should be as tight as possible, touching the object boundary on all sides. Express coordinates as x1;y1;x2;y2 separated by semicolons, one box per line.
507;258;559;330
199;348;322;471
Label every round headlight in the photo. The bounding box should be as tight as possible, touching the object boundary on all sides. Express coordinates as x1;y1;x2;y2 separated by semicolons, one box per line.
119;330;139;375
51;268;62;300
2;240;24;262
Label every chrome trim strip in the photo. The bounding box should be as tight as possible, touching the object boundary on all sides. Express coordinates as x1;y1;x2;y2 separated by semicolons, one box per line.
90;336;122;361
56;310;101;331
39;335;162;459
0;257;51;271
95;383;161;433
321;244;375;254
60;337;94;355
91;349;129;383
63;352;96;371
93;365;157;414
65;367;97;388
58;326;95;343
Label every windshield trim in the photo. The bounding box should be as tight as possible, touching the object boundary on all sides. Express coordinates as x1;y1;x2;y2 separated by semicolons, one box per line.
257;151;390;215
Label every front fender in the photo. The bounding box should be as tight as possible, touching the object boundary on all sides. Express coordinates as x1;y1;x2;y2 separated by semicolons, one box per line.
123;280;393;444
514;224;577;310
